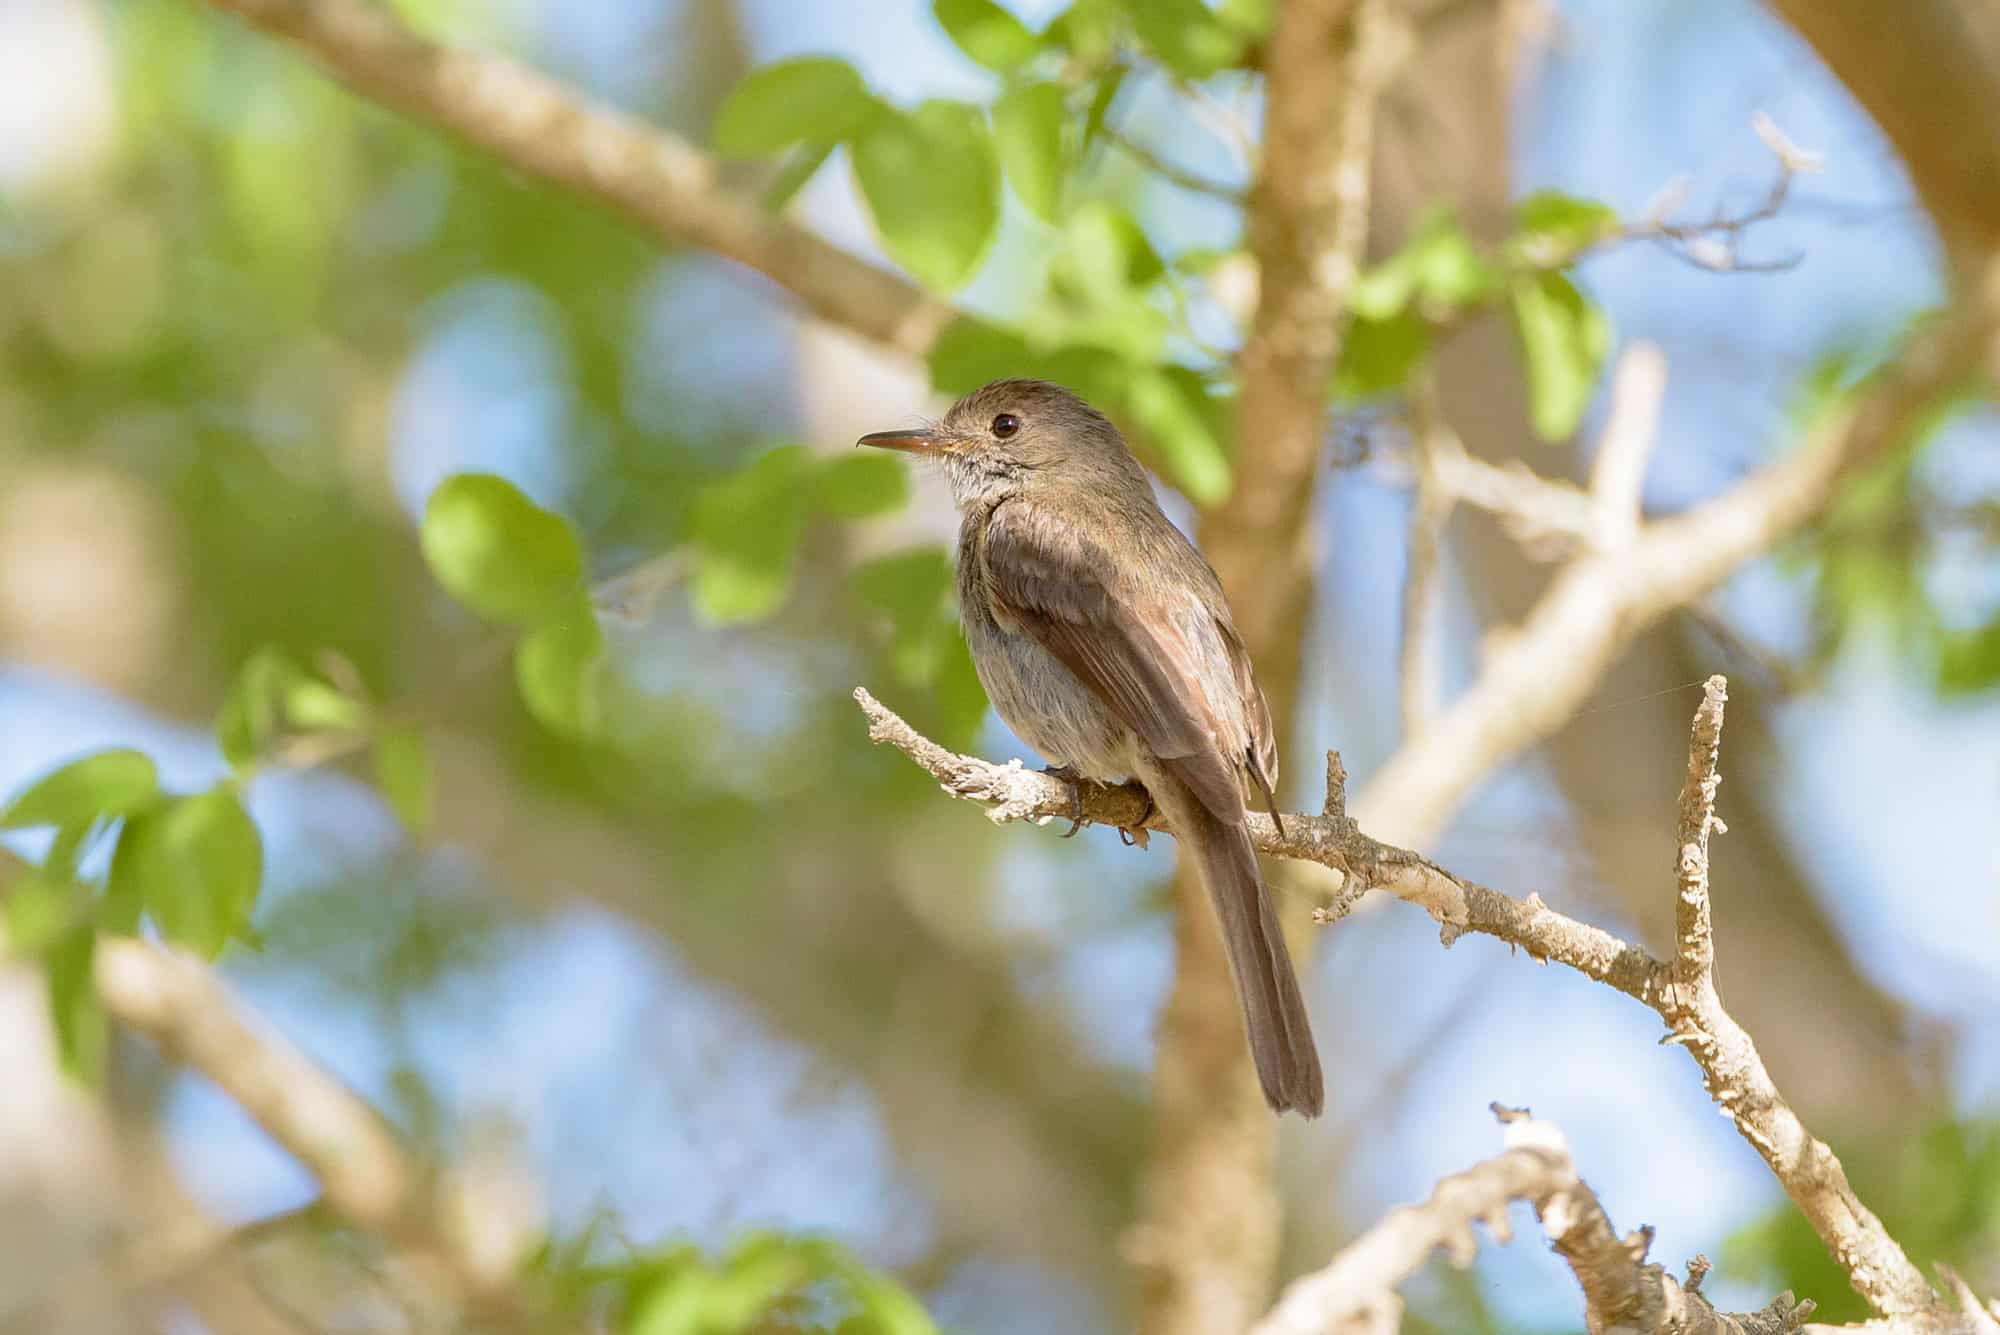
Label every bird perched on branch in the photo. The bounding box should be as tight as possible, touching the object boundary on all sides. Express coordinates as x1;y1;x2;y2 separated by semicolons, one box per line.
860;379;1323;1117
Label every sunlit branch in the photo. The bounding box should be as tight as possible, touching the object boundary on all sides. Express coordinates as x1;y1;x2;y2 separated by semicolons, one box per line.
1254;1106;1817;1335
200;0;952;360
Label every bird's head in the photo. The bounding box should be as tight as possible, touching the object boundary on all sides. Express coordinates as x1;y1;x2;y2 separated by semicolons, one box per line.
858;378;1144;507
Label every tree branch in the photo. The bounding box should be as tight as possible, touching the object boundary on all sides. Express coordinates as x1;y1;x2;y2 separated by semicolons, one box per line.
856;679;1992;1324
1132;1;1401;1330
92;938;552;1331
1353;293;1996;849
198;0;952;359
1398;374;1454;738
1657;681;1935;1317
1254;1106;1817;1335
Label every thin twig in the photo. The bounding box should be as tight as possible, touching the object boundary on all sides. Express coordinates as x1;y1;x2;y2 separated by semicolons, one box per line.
1616;114;1823;274
1658;680;1936;1317
1399;374;1455;737
1101;123;1245;203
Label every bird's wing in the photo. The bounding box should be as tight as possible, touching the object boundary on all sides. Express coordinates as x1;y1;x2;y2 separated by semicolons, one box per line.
980;500;1244;820
1220;617;1280;792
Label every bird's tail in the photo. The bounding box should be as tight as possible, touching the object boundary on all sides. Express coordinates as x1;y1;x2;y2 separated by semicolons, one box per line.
1151;768;1324;1117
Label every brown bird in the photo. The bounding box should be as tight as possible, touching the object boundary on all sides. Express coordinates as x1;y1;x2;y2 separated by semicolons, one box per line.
860;379;1323;1116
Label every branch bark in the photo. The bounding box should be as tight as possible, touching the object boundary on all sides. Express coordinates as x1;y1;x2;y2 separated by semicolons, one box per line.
92;938;552;1331
200;0;951;359
1352;297;1995;848
1763;0;2000;261
1135;2;1397;1329
1254;1107;1817;1335
856;678;1985;1325
1658;682;1934;1317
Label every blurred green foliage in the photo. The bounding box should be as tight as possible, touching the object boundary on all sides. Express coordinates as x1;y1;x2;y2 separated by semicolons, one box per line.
1728;1117;2000;1323
0;0;1994;1330
536;1230;937;1334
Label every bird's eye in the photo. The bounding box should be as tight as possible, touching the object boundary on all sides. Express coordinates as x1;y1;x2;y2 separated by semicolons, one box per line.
991;413;1020;439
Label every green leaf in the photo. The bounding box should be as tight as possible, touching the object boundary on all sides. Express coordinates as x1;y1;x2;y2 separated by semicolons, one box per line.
1030;343;1132;410
1508;271;1611;441
515;604;606;738
1347;256;1420;322
372;724;433;833
114;790;263;960
1124;0;1250;78
1126;366;1231;505
1;750;159;832
1937;617;2000;695
705;1238;812;1328
1334;308;1431;400
815;452;910;520
851;548;957;685
1507;189;1620;264
1412;224;1502;309
853;102;1000;292
1054;202;1163;307
5;873;81;956
217;648;305;768
422;474;585;627
282;678;366;733
712;58;878;157
933;0;1040;71
628;1268;714;1335
217;650;367;765
763;140;836;211
844;1270;938;1335
992;81;1067;222
852;548;954;619
1350;208;1498;319
1215;0;1275;39
42;820;97;886
689;446;814;625
1081;64;1129;151
45;928;105;1084
928;318;1033;396
1045;0;1125;64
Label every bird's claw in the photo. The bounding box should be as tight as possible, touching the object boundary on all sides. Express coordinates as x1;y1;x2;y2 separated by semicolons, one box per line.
1117;787;1155;848
1044;765;1087;837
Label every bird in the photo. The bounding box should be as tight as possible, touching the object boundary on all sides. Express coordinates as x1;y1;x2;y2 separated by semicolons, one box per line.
859;378;1323;1116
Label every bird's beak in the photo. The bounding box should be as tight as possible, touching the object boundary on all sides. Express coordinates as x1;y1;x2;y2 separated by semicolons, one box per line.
857;427;950;456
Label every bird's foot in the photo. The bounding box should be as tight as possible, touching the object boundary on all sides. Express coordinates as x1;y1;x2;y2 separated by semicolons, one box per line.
1117;783;1154;850
1043;765;1088;837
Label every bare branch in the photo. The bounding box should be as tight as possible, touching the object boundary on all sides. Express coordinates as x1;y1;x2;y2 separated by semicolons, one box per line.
1430;440;1599;557
1131;0;1404;1329
198;0;951;360
93;939;553;1331
1621;114;1822;274
1255;1106;1817;1335
1400;345;1664;566
1657;681;1937;1317
859;679;1996;1325
1101;123;1246;203
1399;375;1455;737
1588;342;1668;548
0;1202;327;1335
854;686;1670;1007
1353;293;1996;850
